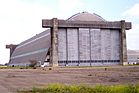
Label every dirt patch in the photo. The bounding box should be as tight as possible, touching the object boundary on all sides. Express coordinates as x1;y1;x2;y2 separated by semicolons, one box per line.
0;66;139;92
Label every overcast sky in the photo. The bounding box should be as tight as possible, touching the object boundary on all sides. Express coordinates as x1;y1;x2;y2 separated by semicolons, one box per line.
0;0;139;64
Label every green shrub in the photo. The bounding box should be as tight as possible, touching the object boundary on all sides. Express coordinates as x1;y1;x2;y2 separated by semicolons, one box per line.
29;59;37;67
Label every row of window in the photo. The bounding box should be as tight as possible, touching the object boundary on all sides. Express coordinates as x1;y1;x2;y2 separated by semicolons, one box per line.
58;60;120;63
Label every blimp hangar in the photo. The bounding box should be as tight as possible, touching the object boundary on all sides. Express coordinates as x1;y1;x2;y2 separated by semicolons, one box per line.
6;12;131;67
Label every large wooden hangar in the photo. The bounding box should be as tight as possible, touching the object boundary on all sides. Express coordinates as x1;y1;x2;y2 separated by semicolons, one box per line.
6;12;131;67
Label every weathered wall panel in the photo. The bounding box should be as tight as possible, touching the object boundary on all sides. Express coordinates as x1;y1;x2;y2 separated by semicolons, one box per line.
110;30;120;60
67;28;78;61
90;29;101;60
58;28;67;61
101;29;111;60
79;28;90;60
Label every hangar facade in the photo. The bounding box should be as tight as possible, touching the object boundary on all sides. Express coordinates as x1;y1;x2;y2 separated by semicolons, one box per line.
7;12;132;67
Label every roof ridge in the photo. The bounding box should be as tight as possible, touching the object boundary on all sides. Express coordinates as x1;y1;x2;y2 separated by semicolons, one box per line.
67;12;106;21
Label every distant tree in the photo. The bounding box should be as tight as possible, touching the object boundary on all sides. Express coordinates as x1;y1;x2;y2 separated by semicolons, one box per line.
4;63;8;66
0;64;3;66
29;59;37;68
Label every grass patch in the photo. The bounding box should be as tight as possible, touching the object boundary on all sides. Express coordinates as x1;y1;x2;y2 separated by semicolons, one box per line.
18;83;139;93
0;66;33;69
0;66;8;68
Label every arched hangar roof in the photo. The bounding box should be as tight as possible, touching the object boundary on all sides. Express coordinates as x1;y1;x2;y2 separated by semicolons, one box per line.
67;12;106;21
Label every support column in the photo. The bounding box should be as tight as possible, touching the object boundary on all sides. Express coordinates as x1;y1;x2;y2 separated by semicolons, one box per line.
50;18;58;67
6;44;18;57
120;20;128;65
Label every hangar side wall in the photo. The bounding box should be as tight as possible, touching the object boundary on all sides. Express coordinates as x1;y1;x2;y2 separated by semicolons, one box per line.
58;28;120;66
9;30;50;66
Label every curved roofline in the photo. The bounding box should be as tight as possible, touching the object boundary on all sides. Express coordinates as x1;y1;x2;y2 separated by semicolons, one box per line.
67;12;80;21
67;12;106;21
93;13;106;21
